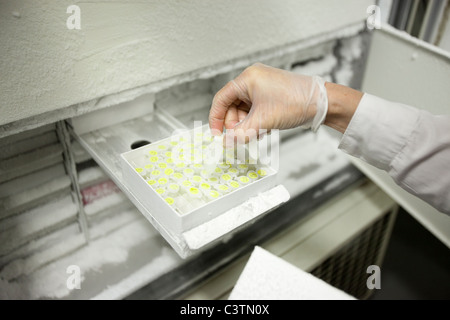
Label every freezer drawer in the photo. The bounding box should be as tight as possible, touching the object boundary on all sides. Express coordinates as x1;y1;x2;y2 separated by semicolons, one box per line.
69;99;289;258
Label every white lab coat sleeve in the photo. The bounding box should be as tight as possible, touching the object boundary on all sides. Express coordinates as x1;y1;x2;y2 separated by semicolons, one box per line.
338;93;450;215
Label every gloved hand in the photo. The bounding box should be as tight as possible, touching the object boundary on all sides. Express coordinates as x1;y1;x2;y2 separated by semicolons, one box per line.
209;63;328;143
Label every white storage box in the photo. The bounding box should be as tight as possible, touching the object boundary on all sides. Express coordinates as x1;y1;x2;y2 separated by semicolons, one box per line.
121;125;278;234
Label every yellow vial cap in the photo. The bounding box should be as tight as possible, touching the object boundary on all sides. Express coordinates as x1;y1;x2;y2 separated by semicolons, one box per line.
164;168;174;176
135;168;144;173
257;169;267;177
155;188;165;195
209;190;220;198
173;172;184;180
165;197;175;205
217;184;229;191
182;180;192;187
221;174;231;181
149;150;158;156
200;183;211;190
229;181;240;188
149;156;159;163
248;171;258;179
158;162;167;169
158;178;168;185
189;187;199;194
239;176;250;184
151;170;161;176
192;175;202;183
147;179;157;186
209;177;219;184
176;162;186;169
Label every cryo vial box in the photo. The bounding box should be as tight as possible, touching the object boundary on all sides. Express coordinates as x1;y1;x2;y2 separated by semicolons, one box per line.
120;126;279;234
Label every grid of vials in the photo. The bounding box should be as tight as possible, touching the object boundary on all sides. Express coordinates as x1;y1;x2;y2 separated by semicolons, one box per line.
131;130;270;215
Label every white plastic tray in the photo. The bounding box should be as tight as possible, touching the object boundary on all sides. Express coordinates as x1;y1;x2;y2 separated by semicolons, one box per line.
121;126;278;234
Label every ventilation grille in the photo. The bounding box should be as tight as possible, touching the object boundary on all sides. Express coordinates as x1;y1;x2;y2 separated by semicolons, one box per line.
311;209;396;300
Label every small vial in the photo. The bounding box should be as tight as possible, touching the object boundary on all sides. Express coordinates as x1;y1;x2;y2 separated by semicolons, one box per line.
135;167;146;177
165;197;175;207
193;163;203;173
200;169;211;179
169;140;179;147
213;167;223;176
225;151;235;164
148;150;158;157
157;144;168;150
172;172;184;183
149;156;159;163
167;183;180;195
219;163;231;170
203;135;214;143
155;187;166;197
237;164;249;175
147;179;158;188
151;169;161;179
228;180;240;191
183;168;194;178
247;170;259;181
199;182;212;194
144;164;154;173
181;180;193;191
227;167;239;177
191;175;203;186
215;184;230;194
164;151;172;159
164;168;174;178
208;176;219;185
257;168;268;177
175;162;186;170
220;174;232;184
158;162;168;170
166;157;174;166
237;175;250;186
206;190;220;201
158;177;169;187
188;187;202;199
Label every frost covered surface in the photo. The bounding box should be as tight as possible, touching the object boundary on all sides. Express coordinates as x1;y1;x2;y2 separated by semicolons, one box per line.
0;208;179;299
78;167;107;185
183;185;290;250
92;247;180;300
84;192;128;216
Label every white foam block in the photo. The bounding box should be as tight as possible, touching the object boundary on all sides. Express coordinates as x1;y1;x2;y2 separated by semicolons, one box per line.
229;246;356;300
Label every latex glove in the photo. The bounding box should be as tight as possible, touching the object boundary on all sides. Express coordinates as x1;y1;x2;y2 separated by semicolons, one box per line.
209;63;328;143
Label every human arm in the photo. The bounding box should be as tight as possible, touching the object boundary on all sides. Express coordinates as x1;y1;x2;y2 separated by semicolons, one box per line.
209;63;450;214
